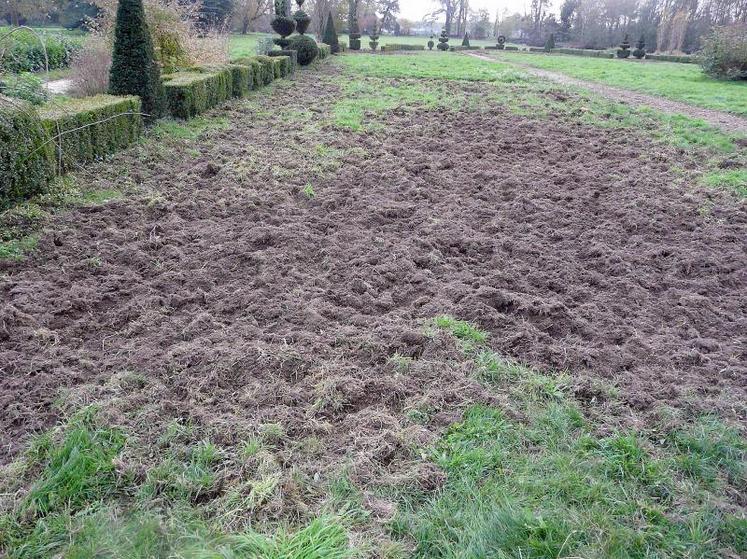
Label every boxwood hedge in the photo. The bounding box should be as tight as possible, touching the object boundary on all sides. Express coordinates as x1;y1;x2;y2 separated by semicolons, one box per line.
162;68;233;119
38;95;143;172
381;44;425;52
0;95;55;208
268;50;297;74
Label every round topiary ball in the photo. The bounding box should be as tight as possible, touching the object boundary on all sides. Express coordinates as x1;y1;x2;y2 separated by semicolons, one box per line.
288;34;319;65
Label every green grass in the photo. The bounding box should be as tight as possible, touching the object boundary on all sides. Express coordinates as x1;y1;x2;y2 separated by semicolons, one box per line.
388;318;747;558
701;169;747;196
489;50;747;116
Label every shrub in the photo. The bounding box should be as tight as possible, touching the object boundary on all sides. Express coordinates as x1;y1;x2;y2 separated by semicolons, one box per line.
293;0;311;35
437;28;449;51
39;95;143;173
0;29;81;73
699;24;747;80
162;68;232;119
256;37;276;56
318;44;331;59
287;34;319;65
427;35;434;50
633;35;646;59
69;36;112;98
271;0;295;48
202;64;252;97
645;53;696;63
504;45;519;51
0;96;55;208
348;0;361;50
544;33;555;51
109;0;163;120
496;35;506;49
323;11;340;54
368;20;380;51
617;34;631;58
0;73;48;105
462;32;470;47
269;50;297;74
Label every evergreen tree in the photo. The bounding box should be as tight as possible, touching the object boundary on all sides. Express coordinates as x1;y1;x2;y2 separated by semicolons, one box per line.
462;32;470;47
109;0;162;119
322;11;340;54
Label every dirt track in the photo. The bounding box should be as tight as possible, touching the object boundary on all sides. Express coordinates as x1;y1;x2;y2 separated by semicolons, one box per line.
1;63;746;468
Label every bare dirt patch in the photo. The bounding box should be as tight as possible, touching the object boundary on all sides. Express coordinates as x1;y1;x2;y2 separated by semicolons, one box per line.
1;61;745;485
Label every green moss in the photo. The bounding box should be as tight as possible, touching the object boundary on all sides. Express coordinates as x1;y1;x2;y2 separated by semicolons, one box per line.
0;96;55;208
37;94;143;172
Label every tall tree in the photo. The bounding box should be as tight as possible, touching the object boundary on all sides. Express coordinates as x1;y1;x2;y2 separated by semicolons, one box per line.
376;0;398;32
233;0;272;33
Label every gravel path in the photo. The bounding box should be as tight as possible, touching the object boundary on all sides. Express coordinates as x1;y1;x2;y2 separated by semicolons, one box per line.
467;52;747;136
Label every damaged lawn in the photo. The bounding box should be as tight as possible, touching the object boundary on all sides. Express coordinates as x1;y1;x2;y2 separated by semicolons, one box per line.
1;53;745;557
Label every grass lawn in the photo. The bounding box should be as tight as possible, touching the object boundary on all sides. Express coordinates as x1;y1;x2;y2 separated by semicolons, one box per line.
489;50;747;116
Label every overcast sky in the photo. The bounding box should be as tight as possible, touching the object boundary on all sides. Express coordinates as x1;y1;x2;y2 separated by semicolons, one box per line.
398;0;559;22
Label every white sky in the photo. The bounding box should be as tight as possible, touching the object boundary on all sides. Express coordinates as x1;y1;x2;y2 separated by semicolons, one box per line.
398;0;559;22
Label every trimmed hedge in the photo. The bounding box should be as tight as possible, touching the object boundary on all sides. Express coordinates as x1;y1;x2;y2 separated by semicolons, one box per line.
380;44;425;52
199;64;252;97
318;44;331;59
449;45;482;52
252;55;276;85
552;47;614;58
269;50;297;74
0;96;55;208
162;68;233;119
504;45;519;51
645;53;696;64
0;30;81;73
38;95;143;172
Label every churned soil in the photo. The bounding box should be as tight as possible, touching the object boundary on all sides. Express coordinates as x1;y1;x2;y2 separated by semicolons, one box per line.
1;62;745;480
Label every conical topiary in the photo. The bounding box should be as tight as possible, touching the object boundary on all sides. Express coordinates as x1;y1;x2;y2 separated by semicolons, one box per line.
322;11;339;54
348;0;361;50
617;34;631;58
109;0;162;119
427;35;434;50
544;33;555;51
462;32;470;47
633;35;646;59
437;28;449;51
368;19;379;51
293;0;311;34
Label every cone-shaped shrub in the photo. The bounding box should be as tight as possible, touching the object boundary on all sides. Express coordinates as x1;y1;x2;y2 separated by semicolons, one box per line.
323;11;340;54
462;32;470;47
437;28;449;51
633;35;646;59
617;34;631;58
544;33;555;51
109;0;162;119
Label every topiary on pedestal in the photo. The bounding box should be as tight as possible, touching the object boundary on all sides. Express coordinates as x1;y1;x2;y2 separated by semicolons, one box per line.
271;0;295;48
633;35;646;59
544;33;555;52
617;34;631;58
368;19;379;51
427;35;434;50
462;32;470;47
496;35;506;50
292;0;311;34
348;0;361;50
323;11;340;54
109;0;162;119
437;28;449;51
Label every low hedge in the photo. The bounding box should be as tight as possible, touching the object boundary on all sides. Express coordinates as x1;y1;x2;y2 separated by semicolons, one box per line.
252;55;276;85
645;53;696;64
553;47;614;58
504;45;519;51
270;56;287;79
268;50;297;74
38;95;143;172
449;45;482;52
0;30;82;73
381;44;425;52
162;68;233;119
318;44;331;59
0;95;55;208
